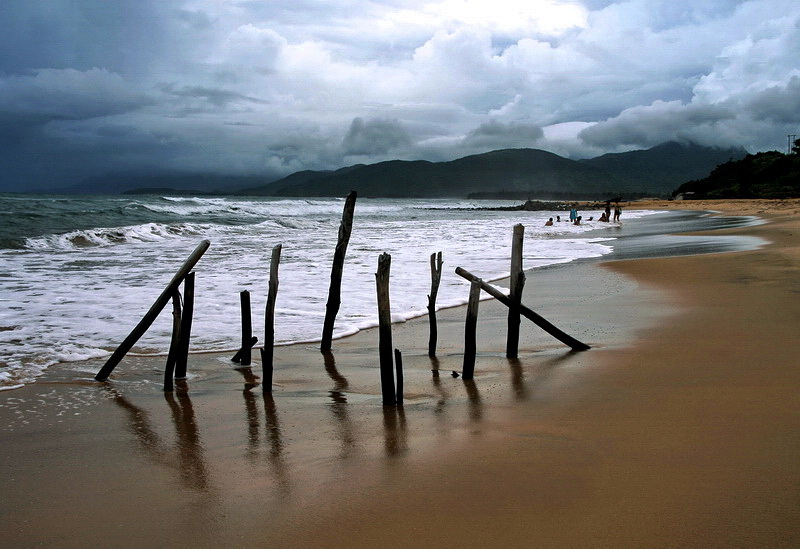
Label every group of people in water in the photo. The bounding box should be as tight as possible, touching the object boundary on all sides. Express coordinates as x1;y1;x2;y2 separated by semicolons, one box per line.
544;203;622;227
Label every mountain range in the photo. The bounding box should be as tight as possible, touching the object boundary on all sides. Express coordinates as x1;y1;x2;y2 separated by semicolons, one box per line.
60;141;746;197
242;141;746;198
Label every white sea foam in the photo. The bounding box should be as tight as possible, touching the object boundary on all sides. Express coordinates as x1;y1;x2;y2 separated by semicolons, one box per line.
0;196;657;389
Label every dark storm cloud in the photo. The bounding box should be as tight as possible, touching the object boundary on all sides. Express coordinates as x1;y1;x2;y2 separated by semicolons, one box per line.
462;120;544;149
744;76;800;124
0;0;797;191
342;118;413;156
578;101;736;149
0;0;171;75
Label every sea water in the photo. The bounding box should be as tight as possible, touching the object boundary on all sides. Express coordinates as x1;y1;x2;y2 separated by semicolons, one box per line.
0;194;656;389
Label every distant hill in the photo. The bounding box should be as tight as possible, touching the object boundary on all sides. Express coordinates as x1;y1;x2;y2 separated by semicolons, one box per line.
240;142;747;198
242;149;622;198
579;141;747;192
672;151;800;199
55;141;748;198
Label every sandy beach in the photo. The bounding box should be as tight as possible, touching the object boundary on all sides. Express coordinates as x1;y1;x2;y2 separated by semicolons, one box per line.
2;199;799;547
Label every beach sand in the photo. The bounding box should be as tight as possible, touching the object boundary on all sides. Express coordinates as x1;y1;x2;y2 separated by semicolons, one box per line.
2;199;799;547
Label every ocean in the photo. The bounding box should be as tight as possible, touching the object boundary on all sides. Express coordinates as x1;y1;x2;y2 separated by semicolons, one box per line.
0;193;661;390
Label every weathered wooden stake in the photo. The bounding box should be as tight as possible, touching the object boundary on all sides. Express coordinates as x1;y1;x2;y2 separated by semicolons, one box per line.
427;251;443;357
238;291;253;366
261;244;282;392
232;337;258;363
376;253;396;405
95;239;210;382
455;267;591;351
163;289;182;392
174;272;195;379
321;191;357;351
394;348;404;405
506;224;525;358
462;279;481;380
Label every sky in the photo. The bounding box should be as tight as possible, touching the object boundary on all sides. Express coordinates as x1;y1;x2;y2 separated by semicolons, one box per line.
1;0;798;191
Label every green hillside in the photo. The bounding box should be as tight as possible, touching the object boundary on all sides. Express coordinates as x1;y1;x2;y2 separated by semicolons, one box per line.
672;150;800;199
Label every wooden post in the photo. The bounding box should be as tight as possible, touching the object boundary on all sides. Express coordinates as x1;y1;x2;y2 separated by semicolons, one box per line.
321;191;357;351
394;348;404;405
95;240;210;381
427;251;443;357
462;278;481;380
163;289;182;392
455;267;591;351
506;224;525;358
174;272;195;379
232;337;258;363
261;244;282;392
239;290;253;366
376;253;396;405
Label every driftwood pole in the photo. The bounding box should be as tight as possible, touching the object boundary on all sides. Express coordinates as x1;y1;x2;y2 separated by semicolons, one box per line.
506;224;525;358
239;290;253;367
95;240;210;382
376;253;396;405
261;244;282;392
174;272;195;380
427;251;443;357
462;279;481;380
455;267;591;351
163;290;182;392
394;348;404;405
321;191;357;351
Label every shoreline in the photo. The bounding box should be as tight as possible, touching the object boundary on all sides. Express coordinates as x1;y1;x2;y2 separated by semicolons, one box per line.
2;199;799;546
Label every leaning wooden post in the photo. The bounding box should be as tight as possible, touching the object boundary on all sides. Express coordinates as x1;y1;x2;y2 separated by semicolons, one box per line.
261;244;282;392
376;253;396;405
239;290;253;367
506;224;525;358
95;240;210;381
427;251;443;357
163;289;182;392
394;348;404;405
174;272;195;380
455;267;591;351
462;279;481;380
321;191;357;351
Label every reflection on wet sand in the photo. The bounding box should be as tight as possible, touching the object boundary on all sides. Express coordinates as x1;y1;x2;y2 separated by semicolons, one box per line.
463;379;483;423
429;356;449;416
164;381;210;491
382;405;408;457
526;351;580;400
104;384;211;492
233;367;290;491
323;351;357;458
507;358;528;401
263;393;290;492
235;368;260;460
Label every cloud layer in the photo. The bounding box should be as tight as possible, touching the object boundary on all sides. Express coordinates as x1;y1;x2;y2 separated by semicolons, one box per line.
1;0;798;190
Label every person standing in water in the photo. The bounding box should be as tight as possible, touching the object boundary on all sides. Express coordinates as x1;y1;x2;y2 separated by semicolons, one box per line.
613;204;622;223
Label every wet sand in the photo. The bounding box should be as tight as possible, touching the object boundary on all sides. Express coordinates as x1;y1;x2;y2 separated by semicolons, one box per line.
2;199;799;547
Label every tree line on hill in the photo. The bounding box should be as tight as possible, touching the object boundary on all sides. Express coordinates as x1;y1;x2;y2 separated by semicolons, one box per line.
673;139;800;199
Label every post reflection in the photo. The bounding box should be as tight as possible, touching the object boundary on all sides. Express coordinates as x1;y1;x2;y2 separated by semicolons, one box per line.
235;367;260;460
103;385;211;493
429;356;448;415
382;406;408;458
164;381;210;491
263;393;290;492
463;379;483;423
507;358;529;401
322;351;357;458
